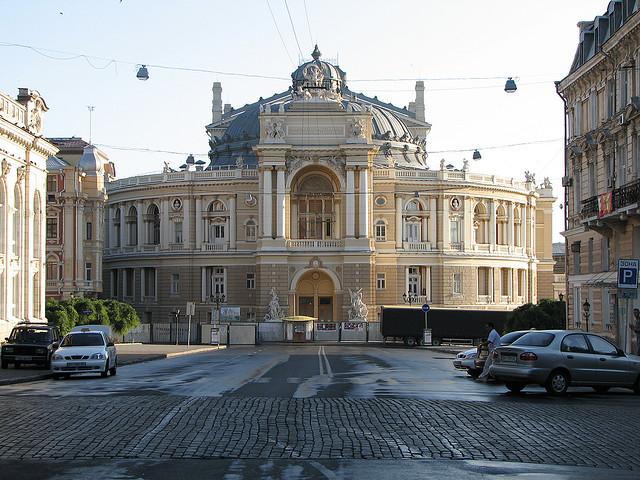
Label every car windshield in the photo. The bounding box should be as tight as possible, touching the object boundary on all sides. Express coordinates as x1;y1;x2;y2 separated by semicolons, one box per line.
500;331;527;345
511;332;555;347
61;333;105;347
9;327;50;343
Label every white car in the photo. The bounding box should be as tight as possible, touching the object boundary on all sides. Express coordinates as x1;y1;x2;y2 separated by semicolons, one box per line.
453;348;477;371
51;327;117;379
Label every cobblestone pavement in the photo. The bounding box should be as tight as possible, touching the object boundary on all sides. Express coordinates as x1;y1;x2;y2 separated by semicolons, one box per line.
0;394;638;471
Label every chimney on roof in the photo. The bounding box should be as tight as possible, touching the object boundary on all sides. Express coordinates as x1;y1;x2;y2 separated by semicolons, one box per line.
224;103;232;115
212;82;222;123
414;81;425;122
408;101;416;113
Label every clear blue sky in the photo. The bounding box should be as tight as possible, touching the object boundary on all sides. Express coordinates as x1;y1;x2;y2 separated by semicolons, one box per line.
1;0;607;240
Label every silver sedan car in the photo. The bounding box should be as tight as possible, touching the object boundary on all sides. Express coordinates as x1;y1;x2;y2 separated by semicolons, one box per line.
490;330;640;395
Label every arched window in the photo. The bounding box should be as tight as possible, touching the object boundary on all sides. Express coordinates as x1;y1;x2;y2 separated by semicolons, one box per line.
127;206;138;246
245;219;257;241
375;220;387;241
514;206;522;247
474;203;488;244
403;199;424;243
13;185;21;257
208;200;226;212
293;174;336;240
146;204;160;245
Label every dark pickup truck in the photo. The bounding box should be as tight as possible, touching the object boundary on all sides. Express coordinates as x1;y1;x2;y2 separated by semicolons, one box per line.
1;323;62;368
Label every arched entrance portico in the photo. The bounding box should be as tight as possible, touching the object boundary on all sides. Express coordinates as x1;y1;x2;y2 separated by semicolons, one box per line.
291;269;338;322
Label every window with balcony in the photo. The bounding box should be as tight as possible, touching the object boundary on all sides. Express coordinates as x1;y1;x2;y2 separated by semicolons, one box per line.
146;204;160;245
245;220;257;241
174;221;183;244
588;159;596;197
377;273;386;290
405;220;421;243
496;205;507;245
126;206;138;246
473;203;488;244
617;142;628;186
205;267;226;297
291;175;337;240
375;220;387;241
450;217;460;244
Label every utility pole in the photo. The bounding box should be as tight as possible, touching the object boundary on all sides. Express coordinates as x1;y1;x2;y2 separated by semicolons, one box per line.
87;106;95;144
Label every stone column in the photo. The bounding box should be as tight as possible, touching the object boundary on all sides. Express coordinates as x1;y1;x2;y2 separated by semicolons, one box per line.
464;197;473;249
442;197;450;249
137;201;144;247
161;198;169;249
201;267;207;302
291;200;298;238
429;197;437;245
346;168;355;237
508;268;514;302
359;169;369;238
229;195;236;249
263;169;273;238
488;201;496;249
195;196;203;249
334;199;341;239
395;195;403;248
522;204;528;255
276;169;285;238
63;200;75;289
76;202;85;287
488;267;495;303
507;202;514;247
183;197;191;248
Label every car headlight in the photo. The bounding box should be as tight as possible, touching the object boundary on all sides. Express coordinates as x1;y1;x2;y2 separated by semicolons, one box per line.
52;354;63;361
4;347;13;353
90;353;105;360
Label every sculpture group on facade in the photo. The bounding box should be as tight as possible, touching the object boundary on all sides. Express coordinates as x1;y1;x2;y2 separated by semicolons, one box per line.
347;288;368;321
264;287;285;322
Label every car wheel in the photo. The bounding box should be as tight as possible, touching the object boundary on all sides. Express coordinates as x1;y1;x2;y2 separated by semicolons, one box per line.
545;370;569;396
1;360;7;369
100;359;109;378
467;369;480;379
506;382;525;393
405;337;417;347
53;374;62;380
109;357;117;376
593;386;610;393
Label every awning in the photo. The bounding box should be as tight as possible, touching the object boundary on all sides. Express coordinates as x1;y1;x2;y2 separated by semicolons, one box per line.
583;271;617;287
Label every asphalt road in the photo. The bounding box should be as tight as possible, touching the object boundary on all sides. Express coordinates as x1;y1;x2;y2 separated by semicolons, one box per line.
0;345;638;479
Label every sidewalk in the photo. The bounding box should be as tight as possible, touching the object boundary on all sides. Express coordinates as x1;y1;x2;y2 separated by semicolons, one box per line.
0;344;224;386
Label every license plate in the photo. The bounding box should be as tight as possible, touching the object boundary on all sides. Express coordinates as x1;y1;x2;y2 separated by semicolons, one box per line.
67;362;86;367
15;355;32;360
501;354;517;363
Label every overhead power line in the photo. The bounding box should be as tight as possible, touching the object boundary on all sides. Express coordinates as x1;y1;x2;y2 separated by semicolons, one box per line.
303;0;314;49
283;0;304;59
430;138;562;154
266;0;295;66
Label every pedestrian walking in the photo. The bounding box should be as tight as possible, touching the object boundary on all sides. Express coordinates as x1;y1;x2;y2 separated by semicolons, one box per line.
478;322;501;382
630;308;640;355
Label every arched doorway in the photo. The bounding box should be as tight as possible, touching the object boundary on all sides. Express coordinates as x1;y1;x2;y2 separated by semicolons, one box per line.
295;270;336;321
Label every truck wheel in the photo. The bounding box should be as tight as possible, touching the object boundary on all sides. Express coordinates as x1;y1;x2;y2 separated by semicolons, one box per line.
405;337;417;347
431;338;441;346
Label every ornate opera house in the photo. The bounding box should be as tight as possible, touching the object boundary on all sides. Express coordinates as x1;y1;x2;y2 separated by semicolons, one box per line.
103;47;556;327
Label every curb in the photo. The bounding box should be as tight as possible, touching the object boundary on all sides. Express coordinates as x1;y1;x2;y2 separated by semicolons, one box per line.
165;346;226;358
0;373;52;386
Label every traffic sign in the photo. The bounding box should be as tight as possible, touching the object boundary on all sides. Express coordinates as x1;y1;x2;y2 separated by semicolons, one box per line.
618;259;639;289
421;304;430;313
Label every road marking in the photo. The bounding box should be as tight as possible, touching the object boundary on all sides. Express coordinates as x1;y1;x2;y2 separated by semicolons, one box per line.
321;346;333;378
318;346;325;376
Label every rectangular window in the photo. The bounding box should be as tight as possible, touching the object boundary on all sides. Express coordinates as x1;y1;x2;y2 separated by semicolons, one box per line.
588;238;594;273
517;270;524;297
450;218;460;244
46;175;57;192
453;273;462;294
478;267;489;296
86;222;92;241
405;222;420;242
617;142;627;186
588;160;596;197
111;270;119;298
170;273;180;294
621;69;629;107
46;217;58;239
573;166;581;212
214;224;225;240
574;101;582;136
602;236;610;271
85;263;92;282
590;90;598;129
213;267;225;295
377;273;386;290
375;223;386;241
174;221;183;243
245;222;257;241
125;269;134;297
246;272;255;289
607;79;615;118
501;269;509;296
573;251;581;275
144;268;157;297
407;267;420;295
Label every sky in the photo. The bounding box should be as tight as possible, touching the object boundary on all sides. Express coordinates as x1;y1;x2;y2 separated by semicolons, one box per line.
1;0;609;241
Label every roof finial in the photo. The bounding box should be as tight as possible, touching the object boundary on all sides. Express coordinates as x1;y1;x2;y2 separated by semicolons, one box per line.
311;44;321;61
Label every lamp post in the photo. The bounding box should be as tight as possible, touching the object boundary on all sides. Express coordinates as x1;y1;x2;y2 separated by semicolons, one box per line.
210;293;226;325
403;292;418;306
171;309;180;345
582;300;590;332
559;293;564;302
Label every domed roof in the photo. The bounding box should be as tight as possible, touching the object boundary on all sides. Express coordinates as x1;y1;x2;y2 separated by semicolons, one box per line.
291;45;346;97
77;144;104;175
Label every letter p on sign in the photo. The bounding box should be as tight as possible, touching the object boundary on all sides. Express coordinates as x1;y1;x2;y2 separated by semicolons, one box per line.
618;259;639;289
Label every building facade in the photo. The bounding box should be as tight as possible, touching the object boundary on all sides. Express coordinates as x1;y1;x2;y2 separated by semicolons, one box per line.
558;0;640;349
0;88;56;338
103;48;556;328
45;138;114;300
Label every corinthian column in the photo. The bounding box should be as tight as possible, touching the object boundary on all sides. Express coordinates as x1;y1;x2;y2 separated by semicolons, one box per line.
346;168;355;238
358;169;369;238
276;169;285;238
263;169;273;238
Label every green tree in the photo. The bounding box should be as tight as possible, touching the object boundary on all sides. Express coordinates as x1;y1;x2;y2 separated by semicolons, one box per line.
45;299;79;335
102;299;140;334
505;299;566;332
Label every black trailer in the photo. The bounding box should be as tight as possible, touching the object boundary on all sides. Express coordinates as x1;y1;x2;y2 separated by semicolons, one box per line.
380;306;510;346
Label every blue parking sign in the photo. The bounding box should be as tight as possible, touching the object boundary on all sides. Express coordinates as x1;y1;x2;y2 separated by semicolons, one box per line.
618;259;639;289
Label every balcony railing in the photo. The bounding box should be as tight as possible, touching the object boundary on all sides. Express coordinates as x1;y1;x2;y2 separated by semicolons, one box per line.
46;280;62;289
169;243;184;251
403;241;431;251
286;239;345;249
201;243;228;251
581;178;640;219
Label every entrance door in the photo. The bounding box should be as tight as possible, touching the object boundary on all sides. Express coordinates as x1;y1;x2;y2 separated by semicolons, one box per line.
298;297;314;317
318;297;333;321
